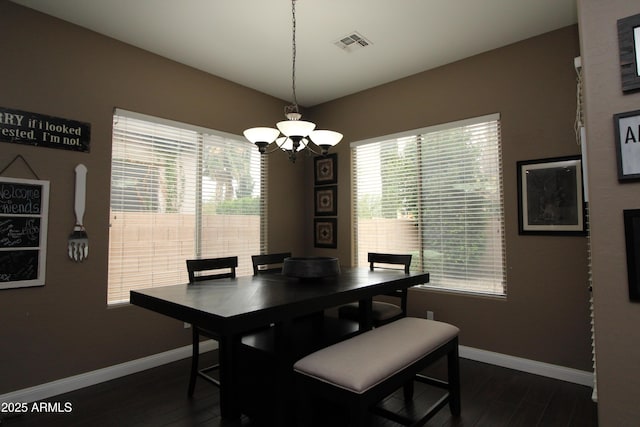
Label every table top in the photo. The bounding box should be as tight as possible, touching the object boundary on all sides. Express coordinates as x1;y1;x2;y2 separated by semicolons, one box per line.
130;267;429;334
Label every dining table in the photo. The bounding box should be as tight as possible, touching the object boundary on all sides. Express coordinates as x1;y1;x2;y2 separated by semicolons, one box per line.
130;266;429;424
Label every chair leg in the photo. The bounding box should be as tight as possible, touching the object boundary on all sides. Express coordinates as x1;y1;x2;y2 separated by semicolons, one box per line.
188;327;199;397
448;345;461;416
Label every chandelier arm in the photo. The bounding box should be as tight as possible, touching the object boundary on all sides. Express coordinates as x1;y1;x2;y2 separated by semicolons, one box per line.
263;143;288;155
276;138;287;151
302;142;320;155
276;137;302;152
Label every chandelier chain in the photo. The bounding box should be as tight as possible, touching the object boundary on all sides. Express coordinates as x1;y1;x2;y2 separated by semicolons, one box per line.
243;0;342;162
289;0;299;113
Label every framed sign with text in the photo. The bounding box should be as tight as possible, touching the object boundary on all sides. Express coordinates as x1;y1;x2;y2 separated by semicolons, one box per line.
0;106;90;152
614;109;640;181
0;177;50;289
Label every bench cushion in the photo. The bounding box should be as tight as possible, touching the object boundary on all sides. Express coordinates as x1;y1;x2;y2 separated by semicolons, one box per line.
293;317;459;394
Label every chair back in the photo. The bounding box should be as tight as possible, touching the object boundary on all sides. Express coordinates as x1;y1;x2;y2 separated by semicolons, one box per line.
251;252;291;275
186;256;238;283
368;253;412;274
368;253;412;313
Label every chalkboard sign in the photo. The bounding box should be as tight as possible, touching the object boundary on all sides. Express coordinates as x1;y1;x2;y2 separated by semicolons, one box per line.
0;177;49;289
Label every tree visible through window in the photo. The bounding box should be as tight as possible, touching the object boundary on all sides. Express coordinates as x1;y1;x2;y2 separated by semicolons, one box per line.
352;114;506;296
108;110;266;304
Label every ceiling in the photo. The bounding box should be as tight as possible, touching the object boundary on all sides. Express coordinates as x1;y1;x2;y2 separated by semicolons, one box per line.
12;0;577;107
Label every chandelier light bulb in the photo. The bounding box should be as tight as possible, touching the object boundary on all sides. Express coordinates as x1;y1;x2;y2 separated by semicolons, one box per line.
276;120;316;138
309;130;343;147
243;127;280;144
243;127;281;153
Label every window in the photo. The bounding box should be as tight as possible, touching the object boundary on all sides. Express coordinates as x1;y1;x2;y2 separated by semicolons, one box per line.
108;109;266;304
352;114;505;296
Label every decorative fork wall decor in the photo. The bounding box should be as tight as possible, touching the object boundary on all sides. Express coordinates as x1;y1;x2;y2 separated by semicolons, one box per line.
68;164;88;262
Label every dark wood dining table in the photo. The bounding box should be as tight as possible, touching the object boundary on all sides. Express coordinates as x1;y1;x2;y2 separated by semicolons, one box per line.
130;266;429;424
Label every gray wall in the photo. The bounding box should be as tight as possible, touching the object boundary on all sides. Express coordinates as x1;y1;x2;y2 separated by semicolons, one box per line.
578;0;640;424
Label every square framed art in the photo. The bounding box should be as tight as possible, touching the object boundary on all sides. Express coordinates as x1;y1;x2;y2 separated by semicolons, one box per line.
314;185;337;216
314;218;337;248
517;155;585;236
314;153;337;185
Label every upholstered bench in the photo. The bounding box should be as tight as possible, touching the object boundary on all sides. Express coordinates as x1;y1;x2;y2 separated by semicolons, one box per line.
293;317;460;427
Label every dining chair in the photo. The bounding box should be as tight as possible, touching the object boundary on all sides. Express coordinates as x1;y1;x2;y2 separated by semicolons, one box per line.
338;252;412;327
251;252;291;275
185;256;238;397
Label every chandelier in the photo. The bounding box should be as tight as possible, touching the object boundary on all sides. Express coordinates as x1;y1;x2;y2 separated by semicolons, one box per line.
243;0;343;163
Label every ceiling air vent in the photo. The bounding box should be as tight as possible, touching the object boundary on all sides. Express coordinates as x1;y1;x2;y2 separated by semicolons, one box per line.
334;32;372;52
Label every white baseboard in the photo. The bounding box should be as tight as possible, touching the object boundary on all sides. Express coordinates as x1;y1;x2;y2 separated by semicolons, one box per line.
0;340;217;405
459;345;594;387
0;342;592;405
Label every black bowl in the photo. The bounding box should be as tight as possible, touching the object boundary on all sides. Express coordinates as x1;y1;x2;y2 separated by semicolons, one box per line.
282;257;340;279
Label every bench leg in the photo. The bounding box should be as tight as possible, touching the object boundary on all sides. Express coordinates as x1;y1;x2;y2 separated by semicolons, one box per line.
403;380;415;401
349;401;372;427
295;382;315;426
448;345;461;416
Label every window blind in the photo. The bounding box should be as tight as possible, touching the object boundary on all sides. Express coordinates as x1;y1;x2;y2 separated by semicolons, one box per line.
352;114;506;296
108;109;267;304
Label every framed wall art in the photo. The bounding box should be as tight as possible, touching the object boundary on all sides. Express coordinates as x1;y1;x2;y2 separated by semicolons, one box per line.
517;155;585;236
314;218;337;248
614;109;640;181
314;185;337;216
314;153;337;185
617;13;640;93
624;209;640;302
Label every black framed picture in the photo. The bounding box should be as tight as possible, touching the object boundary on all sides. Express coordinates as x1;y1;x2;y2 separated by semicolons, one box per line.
314;185;337;216
517;155;585;236
614;109;640;181
314;153;337;185
624;209;640;302
314;218;337;248
617;13;640;93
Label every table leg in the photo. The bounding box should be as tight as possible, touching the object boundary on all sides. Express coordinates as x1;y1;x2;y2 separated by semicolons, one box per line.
274;319;295;426
218;334;241;420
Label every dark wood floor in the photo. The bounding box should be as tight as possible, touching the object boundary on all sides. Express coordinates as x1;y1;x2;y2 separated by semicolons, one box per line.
1;352;597;427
